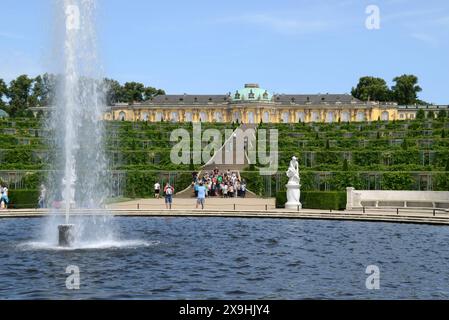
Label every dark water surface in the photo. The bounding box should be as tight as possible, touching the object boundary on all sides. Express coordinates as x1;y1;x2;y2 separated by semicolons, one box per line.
1;217;449;299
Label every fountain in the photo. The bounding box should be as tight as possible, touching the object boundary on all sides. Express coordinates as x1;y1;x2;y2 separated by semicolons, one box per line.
48;0;109;247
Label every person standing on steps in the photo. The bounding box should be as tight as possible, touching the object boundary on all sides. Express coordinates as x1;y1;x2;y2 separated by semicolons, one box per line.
196;182;206;210
164;183;174;210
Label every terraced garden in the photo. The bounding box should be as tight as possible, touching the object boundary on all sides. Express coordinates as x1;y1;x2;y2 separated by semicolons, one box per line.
1;117;448;208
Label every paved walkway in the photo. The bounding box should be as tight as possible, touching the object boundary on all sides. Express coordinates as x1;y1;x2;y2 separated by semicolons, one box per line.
107;197;275;211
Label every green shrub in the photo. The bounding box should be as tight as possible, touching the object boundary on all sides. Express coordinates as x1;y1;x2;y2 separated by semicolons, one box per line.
8;190;39;209
276;191;346;210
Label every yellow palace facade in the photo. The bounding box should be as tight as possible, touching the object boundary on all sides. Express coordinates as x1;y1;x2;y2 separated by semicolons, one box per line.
105;83;410;124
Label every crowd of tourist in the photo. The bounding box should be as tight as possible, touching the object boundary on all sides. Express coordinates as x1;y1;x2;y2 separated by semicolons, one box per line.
152;169;247;210
191;168;247;199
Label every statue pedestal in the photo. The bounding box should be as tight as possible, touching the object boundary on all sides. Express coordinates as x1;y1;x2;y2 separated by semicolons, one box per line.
285;182;302;210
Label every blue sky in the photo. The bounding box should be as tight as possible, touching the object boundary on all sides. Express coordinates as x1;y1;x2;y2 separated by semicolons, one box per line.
1;0;449;104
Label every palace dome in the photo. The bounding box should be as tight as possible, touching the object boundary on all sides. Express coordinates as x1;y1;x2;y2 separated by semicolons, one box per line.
231;84;273;102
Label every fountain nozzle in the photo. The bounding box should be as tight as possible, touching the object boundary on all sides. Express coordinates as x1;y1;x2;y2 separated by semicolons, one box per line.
58;224;75;247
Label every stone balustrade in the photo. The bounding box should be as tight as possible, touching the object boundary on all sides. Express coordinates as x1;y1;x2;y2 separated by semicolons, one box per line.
346;187;449;210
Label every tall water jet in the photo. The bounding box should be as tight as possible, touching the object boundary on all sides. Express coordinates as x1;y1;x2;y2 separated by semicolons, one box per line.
47;0;110;247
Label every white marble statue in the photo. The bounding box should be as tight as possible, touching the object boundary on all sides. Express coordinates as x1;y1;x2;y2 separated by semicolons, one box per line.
285;156;302;209
286;156;300;185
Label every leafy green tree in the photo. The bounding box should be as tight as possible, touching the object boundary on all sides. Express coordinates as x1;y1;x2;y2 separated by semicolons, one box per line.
351;76;391;101
427;110;435;119
0;78;8;110
143;87;165;100
122;82;145;104
438;110;447;119
104;78;123;105
6;75;35;116
392;74;422;105
32;73;56;107
442;129;446;139
416;109;425;120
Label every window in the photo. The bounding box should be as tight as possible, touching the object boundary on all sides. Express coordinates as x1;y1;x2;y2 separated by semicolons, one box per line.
263;91;269;99
234;91;241;100
341;111;350;122
356;111;365;122
296;111;305;123
141;112;149;121
326;112;334;123
185;112;193;122
282;112;290;123
381;111;389;121
263;111;270;123
118;112;126;121
248;90;255;99
200;112;208;122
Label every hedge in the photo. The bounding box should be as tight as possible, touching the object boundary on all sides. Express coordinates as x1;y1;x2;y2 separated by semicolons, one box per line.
276;191;346;210
8;190;39;209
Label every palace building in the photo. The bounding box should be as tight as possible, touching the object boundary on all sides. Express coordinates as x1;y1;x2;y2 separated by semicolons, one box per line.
31;83;449;123
106;83;403;123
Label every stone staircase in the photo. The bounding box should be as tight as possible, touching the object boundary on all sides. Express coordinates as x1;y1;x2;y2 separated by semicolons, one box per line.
176;123;258;198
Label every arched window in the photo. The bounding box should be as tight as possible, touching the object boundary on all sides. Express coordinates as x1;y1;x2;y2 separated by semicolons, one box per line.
296;111;305;123
263;91;269;100
381;111;389;121
282;112;290;123
214;112;223;122
248;111;255;124
141;112;149;121
311;111;320;122
233;111;241;122
341;111;350;122
155;112;163;122
171;112;179;122
356;111;366;122
263;111;270;123
185;112;193;122
118;111;126;121
326;111;335;123
234;91;241;100
248;90;255;99
200;112;208;122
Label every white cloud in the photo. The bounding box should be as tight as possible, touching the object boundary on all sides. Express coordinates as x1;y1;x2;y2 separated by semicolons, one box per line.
216;13;335;36
410;33;439;46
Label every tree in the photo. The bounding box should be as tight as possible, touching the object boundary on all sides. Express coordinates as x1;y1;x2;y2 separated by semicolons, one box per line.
122;82;145;104
351;76;391;102
143;87;165;101
31;73;56;107
427;110;435;119
438;110;447;119
6;75;35;116
104;78;123;105
0;79;7;110
416;109;425;120
392;74;422;105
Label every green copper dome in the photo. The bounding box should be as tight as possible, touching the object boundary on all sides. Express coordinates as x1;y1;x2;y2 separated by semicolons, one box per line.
231;84;273;102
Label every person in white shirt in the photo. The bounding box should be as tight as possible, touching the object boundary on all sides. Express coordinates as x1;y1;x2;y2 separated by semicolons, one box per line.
154;182;161;199
1;185;9;209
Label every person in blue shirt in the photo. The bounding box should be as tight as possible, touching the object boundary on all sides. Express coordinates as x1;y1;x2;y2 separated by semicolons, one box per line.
196;182;206;210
